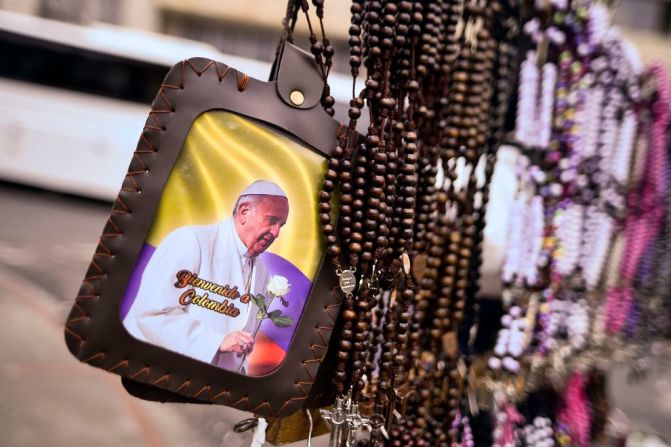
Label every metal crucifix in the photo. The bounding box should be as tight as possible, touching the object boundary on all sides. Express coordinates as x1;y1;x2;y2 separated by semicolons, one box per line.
381;381;413;435
320;390;372;447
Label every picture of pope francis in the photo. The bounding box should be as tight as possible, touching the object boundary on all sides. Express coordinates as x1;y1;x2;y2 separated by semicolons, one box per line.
122;180;290;374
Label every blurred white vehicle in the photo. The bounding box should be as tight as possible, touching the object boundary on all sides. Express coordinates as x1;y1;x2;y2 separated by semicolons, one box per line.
0;10;350;201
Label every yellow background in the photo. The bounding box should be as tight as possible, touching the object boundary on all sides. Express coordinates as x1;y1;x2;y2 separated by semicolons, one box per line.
146;111;326;279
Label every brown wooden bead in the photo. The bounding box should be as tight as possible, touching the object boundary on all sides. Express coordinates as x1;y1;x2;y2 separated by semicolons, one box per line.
319;200;332;212
327;245;341;257
342;310;357;321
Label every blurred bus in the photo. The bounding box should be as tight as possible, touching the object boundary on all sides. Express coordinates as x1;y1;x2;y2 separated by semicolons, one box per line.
0;10;350;201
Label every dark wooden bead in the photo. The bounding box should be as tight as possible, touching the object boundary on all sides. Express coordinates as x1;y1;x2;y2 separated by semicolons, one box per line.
327;245;341;257
401;164;416;175
354;328;367;342
351;97;364;108
339;339;352;351
334;370;347;381
310;41;324;56
322;223;334;235
356;299;370;311
365;79;380;91
342;310;357;321
366;208;380;220
380;97;396;109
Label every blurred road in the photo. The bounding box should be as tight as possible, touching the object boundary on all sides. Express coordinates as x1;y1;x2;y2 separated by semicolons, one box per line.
0;182;327;447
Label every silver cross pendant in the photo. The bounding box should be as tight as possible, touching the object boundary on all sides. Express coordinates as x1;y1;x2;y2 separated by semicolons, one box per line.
320;390;372;447
321;395;347;447
382;382;412;434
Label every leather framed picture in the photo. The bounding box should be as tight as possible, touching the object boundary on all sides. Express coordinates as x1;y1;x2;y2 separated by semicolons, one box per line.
64;43;344;417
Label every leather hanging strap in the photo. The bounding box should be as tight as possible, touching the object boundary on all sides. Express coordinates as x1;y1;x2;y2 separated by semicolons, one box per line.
270;0;301;82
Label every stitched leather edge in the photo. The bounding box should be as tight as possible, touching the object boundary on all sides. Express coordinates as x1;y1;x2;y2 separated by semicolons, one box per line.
63;58;342;416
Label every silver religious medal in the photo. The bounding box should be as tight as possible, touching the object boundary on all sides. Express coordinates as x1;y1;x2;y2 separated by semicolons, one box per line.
338;269;357;295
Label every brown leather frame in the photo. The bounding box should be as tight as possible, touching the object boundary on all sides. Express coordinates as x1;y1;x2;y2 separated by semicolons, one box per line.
64;48;345;417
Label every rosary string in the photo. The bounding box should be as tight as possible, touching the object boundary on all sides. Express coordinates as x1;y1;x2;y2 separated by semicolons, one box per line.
305;1;671;446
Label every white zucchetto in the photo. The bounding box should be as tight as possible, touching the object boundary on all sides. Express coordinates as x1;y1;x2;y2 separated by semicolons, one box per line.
239;180;287;199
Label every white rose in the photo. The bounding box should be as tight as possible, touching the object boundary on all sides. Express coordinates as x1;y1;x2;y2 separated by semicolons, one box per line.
267;275;291;297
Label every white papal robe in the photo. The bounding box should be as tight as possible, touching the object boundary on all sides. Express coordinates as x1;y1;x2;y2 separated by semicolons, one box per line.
123;218;270;372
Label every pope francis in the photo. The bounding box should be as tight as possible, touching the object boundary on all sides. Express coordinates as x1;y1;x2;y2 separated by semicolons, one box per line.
123;180;290;374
